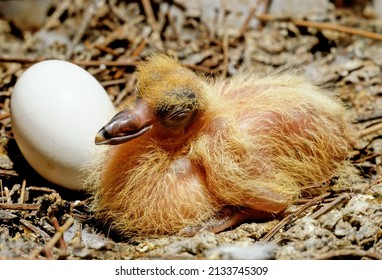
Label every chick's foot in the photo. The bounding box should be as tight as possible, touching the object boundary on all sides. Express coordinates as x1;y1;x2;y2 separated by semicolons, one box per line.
178;206;279;237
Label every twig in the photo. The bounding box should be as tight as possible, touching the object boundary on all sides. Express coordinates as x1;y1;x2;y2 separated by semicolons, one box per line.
0;203;39;211
141;0;158;32
8;184;20;201
357;121;382;138
362;179;382;194
0;91;11;97
353;152;381;164
310;193;352;219
256;13;382;41
66;0;104;59
238;0;266;38
0;112;10;121
38;0;72;32
0;169;18;177
260;192;331;242
131;38;147;58
17;179;27;204
74;59;137;67
0;56;138;67
26;186;56;193
295;198;314;204
222;31;229;78
51;216;68;251
100;78;129;87
355;113;382;123
0;56;43;64
20;219;51;243
27;0;71;51
29;217;74;259
186;64;224;74
69;222;83;249
299;174;339;198
312;248;382;260
114;75;136;106
166;7;183;46
108;0;128;23
3;187;10;204
94;44;120;56
0;180;3;202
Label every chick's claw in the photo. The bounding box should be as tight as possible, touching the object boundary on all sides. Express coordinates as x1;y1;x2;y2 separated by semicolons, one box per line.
179;207;237;237
179;206;276;237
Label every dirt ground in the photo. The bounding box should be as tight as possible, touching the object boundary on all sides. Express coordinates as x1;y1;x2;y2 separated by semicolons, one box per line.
0;0;382;260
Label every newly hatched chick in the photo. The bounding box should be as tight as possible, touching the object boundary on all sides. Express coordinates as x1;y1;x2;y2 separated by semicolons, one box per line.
86;54;354;236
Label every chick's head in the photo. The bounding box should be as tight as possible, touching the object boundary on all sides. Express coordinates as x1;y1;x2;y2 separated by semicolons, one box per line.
95;55;208;147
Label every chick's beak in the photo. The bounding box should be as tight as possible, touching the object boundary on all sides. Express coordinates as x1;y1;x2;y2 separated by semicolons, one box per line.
95;101;153;145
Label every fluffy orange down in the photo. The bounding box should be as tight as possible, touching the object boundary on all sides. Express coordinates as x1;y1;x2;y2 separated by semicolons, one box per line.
85;54;355;236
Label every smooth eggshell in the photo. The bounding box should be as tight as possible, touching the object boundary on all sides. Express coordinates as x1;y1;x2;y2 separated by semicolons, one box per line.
11;60;116;190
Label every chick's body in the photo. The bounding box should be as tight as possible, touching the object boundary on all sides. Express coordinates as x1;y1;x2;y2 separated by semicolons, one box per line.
87;55;353;236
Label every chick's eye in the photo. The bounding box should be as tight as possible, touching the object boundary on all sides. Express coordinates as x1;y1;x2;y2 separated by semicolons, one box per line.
169;109;190;120
159;108;195;128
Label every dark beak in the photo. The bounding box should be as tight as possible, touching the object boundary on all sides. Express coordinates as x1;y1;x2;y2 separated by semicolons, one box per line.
95;101;153;145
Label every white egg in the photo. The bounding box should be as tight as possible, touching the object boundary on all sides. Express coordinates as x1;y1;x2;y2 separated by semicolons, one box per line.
11;60;117;190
